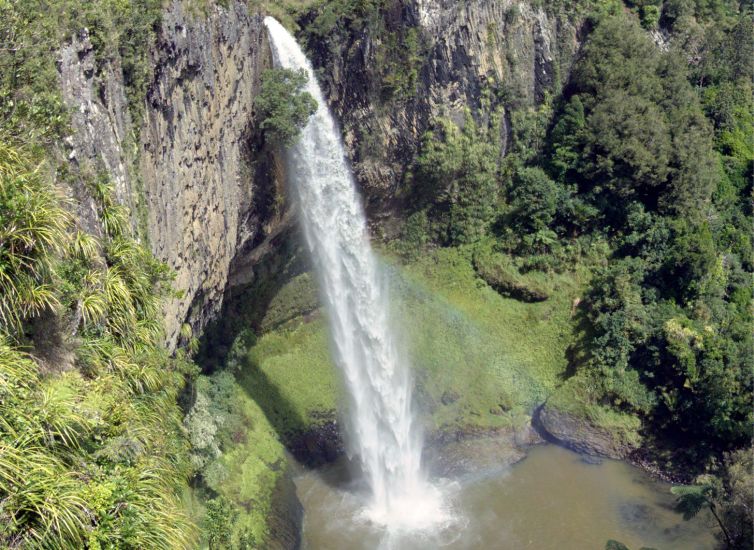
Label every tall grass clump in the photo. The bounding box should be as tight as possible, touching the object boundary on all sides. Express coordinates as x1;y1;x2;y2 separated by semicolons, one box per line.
0;138;197;548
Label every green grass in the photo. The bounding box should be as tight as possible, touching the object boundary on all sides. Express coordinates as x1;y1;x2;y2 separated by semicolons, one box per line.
211;383;287;546
237;318;338;438
186;371;289;548
393;246;585;430
232;246;589;435
259;272;318;332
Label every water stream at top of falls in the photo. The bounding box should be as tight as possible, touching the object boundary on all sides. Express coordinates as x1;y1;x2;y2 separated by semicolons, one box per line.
263;17;446;531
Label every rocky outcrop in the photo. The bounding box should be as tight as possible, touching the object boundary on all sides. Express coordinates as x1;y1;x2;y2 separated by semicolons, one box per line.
58;30;137;237
307;0;585;222
57;0;587;348
535;405;639;460
58;1;290;349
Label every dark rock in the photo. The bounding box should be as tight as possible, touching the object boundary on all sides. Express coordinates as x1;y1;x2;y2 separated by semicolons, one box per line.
534;404;638;460
579;454;603;465
426;429;527;478
485;275;550;303
58;1;289;351
489;403;511;415
305;1;585;223
441;390;460;405
288;420;345;468
473;253;550;302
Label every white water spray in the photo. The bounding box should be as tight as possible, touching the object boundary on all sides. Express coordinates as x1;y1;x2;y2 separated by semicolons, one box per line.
264;17;444;530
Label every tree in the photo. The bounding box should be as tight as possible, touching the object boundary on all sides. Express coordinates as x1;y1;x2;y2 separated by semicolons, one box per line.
548;95;586;182
509;167;559;235
256;68;317;146
672;475;733;547
583;89;671;202
414;113;501;245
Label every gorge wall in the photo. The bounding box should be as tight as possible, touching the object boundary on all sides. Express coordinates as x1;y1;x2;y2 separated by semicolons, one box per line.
56;0;585;349
308;0;585;221
58;1;287;349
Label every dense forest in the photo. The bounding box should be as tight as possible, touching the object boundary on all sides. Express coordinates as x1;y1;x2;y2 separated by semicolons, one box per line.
403;3;752;545
0;0;751;548
408;0;753;475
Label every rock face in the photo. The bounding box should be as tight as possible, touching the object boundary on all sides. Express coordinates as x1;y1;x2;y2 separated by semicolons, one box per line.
57;0;586;349
58;30;137;238
55;1;591;546
536;405;638;460
58;1;288;349
139;2;280;348
308;0;584;221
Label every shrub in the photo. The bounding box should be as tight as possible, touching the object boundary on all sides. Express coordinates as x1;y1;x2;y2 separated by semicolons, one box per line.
473;248;550;302
414;112;502;245
0;142;69;333
256;68;317;146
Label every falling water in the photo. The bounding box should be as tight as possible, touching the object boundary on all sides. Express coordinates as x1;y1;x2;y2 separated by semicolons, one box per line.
264;17;444;530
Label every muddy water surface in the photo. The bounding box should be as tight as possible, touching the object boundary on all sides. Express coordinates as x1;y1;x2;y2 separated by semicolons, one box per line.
295;444;717;550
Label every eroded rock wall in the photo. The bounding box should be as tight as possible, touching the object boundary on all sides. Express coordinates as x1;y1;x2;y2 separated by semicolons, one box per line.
58;30;137;239
139;1;275;348
308;0;584;221
58;0;586;347
58;1;287;349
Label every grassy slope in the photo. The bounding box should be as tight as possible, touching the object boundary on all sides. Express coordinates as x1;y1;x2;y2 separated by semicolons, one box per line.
213;386;286;545
186;372;288;548
237;317;338;437
394;247;584;430
213;246;645;544
233;247;588;435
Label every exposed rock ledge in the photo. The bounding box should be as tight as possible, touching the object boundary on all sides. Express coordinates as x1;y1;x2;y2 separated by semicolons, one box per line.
534;404;638;460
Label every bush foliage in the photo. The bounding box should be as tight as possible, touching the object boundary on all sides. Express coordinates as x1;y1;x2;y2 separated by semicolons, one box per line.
256;68;317;146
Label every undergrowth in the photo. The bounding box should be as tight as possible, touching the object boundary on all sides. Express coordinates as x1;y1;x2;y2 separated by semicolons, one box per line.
0;141;197;547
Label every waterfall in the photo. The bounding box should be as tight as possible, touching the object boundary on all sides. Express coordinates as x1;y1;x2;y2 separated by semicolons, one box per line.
264;17;442;529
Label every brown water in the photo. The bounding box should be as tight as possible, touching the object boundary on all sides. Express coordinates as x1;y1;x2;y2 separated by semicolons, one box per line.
295;444;717;550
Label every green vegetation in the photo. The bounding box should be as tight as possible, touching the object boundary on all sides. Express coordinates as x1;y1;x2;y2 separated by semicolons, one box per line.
0;2;207;547
217;245;585;438
256;68;317;146
672;448;753;548
549;12;752;464
238;320;338;437
0;142;69;331
0;0;163;143
405;1;752;464
412;112;503;245
0;143;196;547
184;370;287;548
397;4;752;544
394;246;584;430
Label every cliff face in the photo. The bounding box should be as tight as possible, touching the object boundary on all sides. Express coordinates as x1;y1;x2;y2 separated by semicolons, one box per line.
57;0;584;348
307;0;584;222
58;1;287;349
138;2;274;348
58;29;136;238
